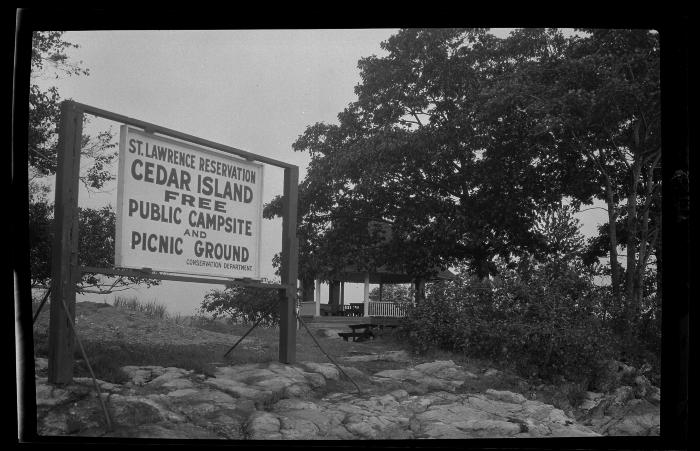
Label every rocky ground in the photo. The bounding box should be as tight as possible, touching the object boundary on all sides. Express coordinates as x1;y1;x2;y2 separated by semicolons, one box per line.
34;352;659;440
31;302;660;440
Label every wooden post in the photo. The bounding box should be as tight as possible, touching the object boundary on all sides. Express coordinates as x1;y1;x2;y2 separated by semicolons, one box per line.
279;166;299;364
379;283;383;302
341;282;345;307
363;273;370;317
314;279;321;317
48;101;83;384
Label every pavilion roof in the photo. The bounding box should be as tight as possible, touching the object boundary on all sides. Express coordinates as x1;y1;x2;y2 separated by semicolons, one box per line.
316;220;457;284
327;266;456;284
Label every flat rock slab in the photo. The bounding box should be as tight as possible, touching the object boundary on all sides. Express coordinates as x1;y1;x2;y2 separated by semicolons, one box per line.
371;359;478;393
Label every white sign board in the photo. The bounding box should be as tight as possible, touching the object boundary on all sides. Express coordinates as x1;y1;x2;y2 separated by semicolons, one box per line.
115;126;263;279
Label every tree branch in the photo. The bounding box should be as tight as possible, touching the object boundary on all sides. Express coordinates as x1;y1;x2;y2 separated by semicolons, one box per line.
606;129;631;171
578;207;609;213
572;130;610;180
407;109;425;127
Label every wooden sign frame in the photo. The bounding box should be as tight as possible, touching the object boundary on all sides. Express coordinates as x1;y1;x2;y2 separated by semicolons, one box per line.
48;100;299;384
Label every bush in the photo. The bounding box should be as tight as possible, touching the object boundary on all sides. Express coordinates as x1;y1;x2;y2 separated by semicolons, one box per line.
200;286;282;326
399;261;618;386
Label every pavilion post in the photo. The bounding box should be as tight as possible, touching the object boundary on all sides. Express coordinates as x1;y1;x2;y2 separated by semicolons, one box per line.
314;279;321;317
363;273;370;317
341;282;345;307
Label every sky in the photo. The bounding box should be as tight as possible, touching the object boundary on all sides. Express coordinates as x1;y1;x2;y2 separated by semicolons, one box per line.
31;28;608;315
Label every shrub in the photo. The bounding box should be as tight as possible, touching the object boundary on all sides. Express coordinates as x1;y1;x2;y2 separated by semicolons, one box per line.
200;286;282;326
399;261;617;386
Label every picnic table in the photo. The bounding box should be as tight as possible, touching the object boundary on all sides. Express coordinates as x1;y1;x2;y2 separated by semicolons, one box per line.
337;323;398;342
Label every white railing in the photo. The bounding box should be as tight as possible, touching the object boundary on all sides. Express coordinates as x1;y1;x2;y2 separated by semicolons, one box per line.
368;301;407;317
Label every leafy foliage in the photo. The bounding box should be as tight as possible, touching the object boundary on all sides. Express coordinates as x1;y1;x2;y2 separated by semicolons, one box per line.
27;31;157;293
30;203;161;293
28;185;54;288
29;32;118;189
400;261;615;385
505;28;661;333
400;200;660;383
399;204;625;385
368;284;414;303
267;28;653;283
200;286;282;326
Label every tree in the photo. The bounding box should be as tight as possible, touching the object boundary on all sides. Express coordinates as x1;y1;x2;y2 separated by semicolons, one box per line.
267;29;660;344
28;31;158;294
267;29;575;288
505;29;661;337
29;32;118;190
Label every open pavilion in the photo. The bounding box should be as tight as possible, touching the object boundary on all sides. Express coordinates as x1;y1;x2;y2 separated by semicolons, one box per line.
299;265;456;319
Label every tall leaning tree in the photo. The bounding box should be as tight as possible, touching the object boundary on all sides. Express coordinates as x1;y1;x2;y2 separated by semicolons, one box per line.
502;28;661;336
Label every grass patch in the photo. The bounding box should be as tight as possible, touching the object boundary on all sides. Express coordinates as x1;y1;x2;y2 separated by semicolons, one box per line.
33;331;278;383
74;348;131;384
113;296;168;319
32;329;49;357
31;308;422;386
68;340;271;382
74;341;221;381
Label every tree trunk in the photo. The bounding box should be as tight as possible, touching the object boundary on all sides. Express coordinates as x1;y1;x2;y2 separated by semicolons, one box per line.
625;161;642;336
604;176;622;302
635;157;659;314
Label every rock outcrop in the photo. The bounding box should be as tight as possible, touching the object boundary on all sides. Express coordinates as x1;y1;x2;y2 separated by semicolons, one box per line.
573;386;660;436
34;357;610;439
570;360;661;436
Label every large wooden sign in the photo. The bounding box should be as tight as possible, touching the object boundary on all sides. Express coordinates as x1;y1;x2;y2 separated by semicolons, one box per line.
116;126;264;279
47;101;298;385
